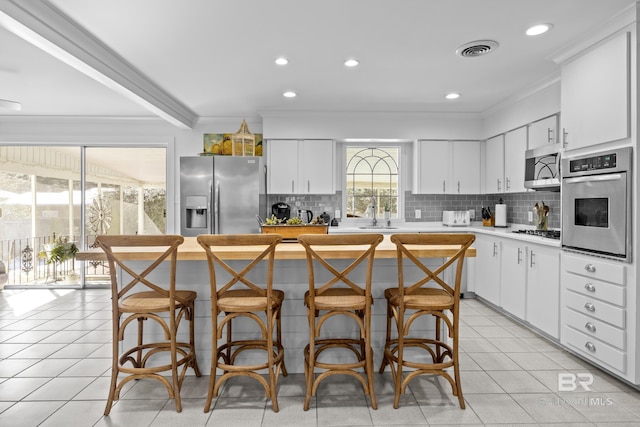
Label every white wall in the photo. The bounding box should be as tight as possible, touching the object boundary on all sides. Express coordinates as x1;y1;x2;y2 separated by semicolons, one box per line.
0;115;264;234
481;80;561;139
262;111;483;140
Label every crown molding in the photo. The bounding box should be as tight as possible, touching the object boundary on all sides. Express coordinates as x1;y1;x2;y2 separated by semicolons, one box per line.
549;2;637;65
0;0;198;129
481;72;561;118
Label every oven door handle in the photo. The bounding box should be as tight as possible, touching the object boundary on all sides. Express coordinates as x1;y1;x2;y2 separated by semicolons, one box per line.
564;173;624;184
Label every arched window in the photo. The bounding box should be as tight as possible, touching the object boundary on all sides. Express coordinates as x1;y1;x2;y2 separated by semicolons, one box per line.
345;147;399;219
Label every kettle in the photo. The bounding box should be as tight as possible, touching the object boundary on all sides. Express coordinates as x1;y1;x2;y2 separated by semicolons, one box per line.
297;209;313;223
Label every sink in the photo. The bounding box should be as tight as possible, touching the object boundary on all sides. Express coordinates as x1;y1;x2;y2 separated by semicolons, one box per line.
358;225;398;230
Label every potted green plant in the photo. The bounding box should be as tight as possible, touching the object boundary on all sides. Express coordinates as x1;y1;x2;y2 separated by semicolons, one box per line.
39;235;79;281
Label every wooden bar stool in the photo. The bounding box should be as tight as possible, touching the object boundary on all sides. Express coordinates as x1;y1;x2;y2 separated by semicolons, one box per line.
96;235;201;416
297;233;383;411
197;234;286;413
379;233;475;409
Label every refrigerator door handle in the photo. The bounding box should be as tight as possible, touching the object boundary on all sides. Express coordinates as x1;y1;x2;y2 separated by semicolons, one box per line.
214;180;220;234
208;180;214;234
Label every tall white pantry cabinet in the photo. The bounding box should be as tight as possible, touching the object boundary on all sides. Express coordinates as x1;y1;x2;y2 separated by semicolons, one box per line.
555;19;638;385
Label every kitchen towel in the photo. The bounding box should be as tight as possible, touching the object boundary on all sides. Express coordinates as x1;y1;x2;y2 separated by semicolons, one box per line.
494;203;507;227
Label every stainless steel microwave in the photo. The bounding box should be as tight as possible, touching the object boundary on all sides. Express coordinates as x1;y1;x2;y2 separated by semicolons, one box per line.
524;144;561;191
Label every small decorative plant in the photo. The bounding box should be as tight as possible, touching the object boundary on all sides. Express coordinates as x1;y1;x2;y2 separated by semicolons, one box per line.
39;235;78;265
264;214;284;225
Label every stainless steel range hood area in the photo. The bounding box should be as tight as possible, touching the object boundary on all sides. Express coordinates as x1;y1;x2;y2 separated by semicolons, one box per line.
524;144;562;191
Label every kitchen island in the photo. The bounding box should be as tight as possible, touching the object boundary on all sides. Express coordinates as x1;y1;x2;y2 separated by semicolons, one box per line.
76;233;475;373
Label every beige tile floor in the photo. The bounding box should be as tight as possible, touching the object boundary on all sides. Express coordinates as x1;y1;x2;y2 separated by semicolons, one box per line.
1;288;640;426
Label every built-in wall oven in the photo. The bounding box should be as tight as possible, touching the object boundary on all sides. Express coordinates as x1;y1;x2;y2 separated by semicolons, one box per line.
562;146;632;262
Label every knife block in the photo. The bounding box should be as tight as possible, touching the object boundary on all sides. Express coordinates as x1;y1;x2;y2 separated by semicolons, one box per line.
482;215;494;227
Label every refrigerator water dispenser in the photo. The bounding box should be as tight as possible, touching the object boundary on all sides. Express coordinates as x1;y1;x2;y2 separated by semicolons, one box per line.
185;196;208;229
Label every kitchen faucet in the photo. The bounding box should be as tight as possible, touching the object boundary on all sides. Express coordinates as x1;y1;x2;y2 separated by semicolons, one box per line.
370;196;377;226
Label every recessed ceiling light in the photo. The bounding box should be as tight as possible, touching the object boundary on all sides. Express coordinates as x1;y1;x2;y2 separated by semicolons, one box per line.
526;23;553;36
344;59;359;67
275;57;289;65
283;91;297;98
445;93;460;100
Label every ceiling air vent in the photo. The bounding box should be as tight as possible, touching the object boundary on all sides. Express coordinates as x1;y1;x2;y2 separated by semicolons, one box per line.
455;40;499;58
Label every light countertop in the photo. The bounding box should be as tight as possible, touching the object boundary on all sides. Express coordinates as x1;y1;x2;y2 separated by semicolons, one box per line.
76;234;476;262
328;221;561;247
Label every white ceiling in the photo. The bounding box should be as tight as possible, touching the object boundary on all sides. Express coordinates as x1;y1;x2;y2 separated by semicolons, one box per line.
0;0;636;126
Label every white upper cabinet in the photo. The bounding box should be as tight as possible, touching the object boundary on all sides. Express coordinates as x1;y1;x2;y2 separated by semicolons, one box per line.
452;141;481;194
413;140;449;194
504;126;527;193
528;115;558;149
484;135;504;193
267;139;335;194
413;140;480;194
561;32;630;149
267;139;298;193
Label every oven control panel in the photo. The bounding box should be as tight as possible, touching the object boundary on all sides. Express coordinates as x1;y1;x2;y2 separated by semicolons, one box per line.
569;153;617;173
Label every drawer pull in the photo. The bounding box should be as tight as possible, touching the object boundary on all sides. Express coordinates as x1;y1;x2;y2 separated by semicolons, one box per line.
584;302;595;312
585;322;596;332
585;264;596;273
584;283;596;292
585;342;596;352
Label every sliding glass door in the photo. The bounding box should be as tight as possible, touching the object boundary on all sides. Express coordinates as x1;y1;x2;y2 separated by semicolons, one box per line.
0;145;166;289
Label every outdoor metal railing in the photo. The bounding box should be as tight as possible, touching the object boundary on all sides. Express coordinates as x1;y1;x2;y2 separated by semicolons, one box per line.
0;234;109;287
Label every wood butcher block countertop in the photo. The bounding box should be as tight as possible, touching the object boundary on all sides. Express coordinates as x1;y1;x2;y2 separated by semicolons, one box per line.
76;234;476;261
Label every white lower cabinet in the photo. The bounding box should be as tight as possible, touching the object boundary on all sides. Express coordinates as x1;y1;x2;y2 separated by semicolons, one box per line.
500;240;526;319
525;244;560;338
474;234;560;339
561;252;627;374
474;234;501;306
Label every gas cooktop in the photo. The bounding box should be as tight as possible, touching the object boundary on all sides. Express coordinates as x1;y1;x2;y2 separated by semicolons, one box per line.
512;229;561;240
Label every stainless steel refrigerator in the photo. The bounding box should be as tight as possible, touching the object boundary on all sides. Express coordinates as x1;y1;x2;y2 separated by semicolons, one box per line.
180;156;261;236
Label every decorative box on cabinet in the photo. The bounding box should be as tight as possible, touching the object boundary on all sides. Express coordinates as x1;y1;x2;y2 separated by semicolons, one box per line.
561;253;627;373
267;139;335;194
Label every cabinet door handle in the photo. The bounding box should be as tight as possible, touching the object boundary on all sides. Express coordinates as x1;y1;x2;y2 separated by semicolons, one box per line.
517;247;522;264
547;127;554;143
584;302;595;312
562;128;569;147
457;181;460;193
585;342;596;352
506;177;510;192
585;322;596;332
584;283;596;292
307;180;310;193
292;180;295;193
585;264;596;273
443;180;446;193
497;178;501;192
530;251;536;268
492;242;498;257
